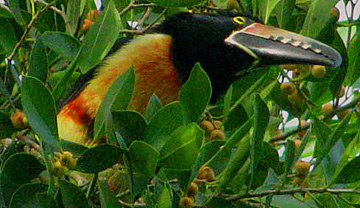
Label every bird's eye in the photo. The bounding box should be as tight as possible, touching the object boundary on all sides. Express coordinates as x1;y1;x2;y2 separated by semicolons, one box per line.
233;16;246;25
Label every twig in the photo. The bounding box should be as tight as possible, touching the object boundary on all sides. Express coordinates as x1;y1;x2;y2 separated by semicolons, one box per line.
270;95;360;142
119;1;158;16
223;187;360;201
5;2;52;86
119;8;168;35
0;3;11;13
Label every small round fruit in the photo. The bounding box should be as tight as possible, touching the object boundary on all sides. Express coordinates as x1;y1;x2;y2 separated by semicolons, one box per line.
210;129;225;140
199;120;214;136
179;197;193;208
51;161;65;177
321;103;333;115
311;65;326;78
10;109;28;129
287;93;304;106
197;166;215;182
60;151;76;169
213;120;222;129
280;82;297;95
187;182;198;197
82;19;93;33
294;161;310;177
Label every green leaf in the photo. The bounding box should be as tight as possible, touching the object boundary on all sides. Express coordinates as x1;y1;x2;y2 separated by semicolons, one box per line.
60;180;88;208
251;94;269;175
206;117;253;175
60;141;88;157
77;1;121;73
159;123;204;170
0;153;45;207
145;94;163;121
300;0;338;38
335;155;360;184
0;18;17;56
259;0;281;24
21;76;59;150
9;183;56;208
28;38;48;83
345;31;360;86
223;102;248;138
98;179;121;208
7;0;25;26
148;0;204;7
157;183;172;208
41;32;80;61
276;0;295;29
146;102;187;150
66;0;81;34
127;141;159;198
179;63;212;122
112;110;147;146
94;67;135;141
0;111;16;138
312;111;352;172
76;144;123;173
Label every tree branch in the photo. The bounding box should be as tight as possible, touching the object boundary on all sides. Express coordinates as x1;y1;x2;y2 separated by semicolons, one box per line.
270;95;360;142
223;187;360;201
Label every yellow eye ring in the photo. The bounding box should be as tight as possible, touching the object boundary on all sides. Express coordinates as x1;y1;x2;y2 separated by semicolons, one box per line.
233;16;246;25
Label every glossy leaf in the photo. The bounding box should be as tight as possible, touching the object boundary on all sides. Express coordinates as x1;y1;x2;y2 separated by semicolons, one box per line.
276;0;295;29
259;0;281;24
300;0;338;38
146;102;187;150
93;67;135;141
60;180;88;208
0;153;45;207
0;18;17;56
206;117;253;175
159;123;204;170
41;32;80;61
179;63;212;122
250;94;269;176
77;1;121;73
76;144;123;173
21;76;59;150
148;0;204;7
345;31;360;85
312;111;352;172
127;141;159;198
223;102;248;137
7;0;25;26
28;38;48;83
145;94;163;121
9;183;56;208
66;0;81;34
335;155;360;183
112;110;147;146
0;111;16;138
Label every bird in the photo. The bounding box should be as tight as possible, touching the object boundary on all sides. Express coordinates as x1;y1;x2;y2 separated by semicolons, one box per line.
57;12;342;146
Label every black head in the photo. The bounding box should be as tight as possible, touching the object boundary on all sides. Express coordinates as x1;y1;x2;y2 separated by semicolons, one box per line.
154;13;342;100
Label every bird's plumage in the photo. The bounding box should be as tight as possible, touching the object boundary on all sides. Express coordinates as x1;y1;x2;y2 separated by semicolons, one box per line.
57;12;342;146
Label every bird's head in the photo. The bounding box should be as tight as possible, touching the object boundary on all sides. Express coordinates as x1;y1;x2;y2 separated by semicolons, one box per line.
154;12;342;99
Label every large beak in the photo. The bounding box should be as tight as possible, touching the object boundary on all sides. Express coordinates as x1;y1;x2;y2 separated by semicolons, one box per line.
225;23;342;67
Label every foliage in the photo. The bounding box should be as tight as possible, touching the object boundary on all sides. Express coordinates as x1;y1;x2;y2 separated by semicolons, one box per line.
1;0;360;207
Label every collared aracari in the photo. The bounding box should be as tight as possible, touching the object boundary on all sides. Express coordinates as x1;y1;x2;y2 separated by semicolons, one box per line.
57;12;342;146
